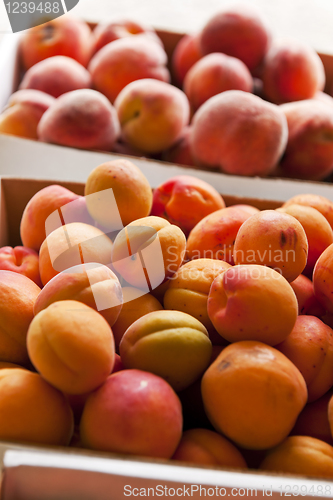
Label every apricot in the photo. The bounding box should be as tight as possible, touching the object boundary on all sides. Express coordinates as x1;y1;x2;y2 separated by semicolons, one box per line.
172;428;247;469
115;79;190;154
231;204;260;216
151;175;225;235
34;263;122;328
291;391;333;445
88;36;170;103
84;159;152;228
112;287;163;347
38;89;120;151
186;206;252;265
92;20;159;54
172;33;203;86
39;222;113;286
27;301;115;395
120;310;211;391
112;216;186;290
190;90;288;176
290;274;326;316
201;341;307;449
0;368;73;446
262;40;325;104
234;210;308;282
19;56;92;98
208;265;298;345
283;193;333;230
277;204;333;275
80;369;182;458
161;126;195;168
0;246;41;287
199;5;271;72
184;53;253;111
259;436;333;479
313;244;333;313
0;271;40;365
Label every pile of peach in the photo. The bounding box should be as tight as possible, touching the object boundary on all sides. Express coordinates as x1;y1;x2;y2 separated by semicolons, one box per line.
3;157;333;479
1;8;333;181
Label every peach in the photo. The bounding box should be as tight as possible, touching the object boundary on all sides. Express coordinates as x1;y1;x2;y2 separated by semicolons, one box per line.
19;56;92;98
161;126;195;168
112;216;186;290
291;391;333;445
119;310;212;391
207;265;298;345
0;271;40;365
0;246;41;287
184;53;253;111
313;244;333;313
259;436;333;478
27;300;115;394
88;36;170;103
20;184;80;252
201;341;307;449
277;204;333;275
199;5;271;72
172;428;247;469
0;368;73;446
115;79;190;154
230;204;260;216
172;34;203;86
112;287;163;347
290;274;326;316
234;210;308;282
39;222;113;286
315;91;333;106
283;194;333;231
37;89;120;151
84;159;152;228
20;17;92;70
276;316;333;402
34;263;122;328
190;90;288;176
186;206;252;265
151;175;225;235
80;369;182;458
164;259;231;340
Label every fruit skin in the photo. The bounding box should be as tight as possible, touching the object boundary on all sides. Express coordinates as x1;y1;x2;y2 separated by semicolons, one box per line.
19;56;92;98
37;89;120;151
20;17;93;70
290;274;326;317
115;79;190;154
190;90;288;176
313;244;333;314
0;368;73;446
262;40;325;104
201;341;307;450
161;126;195;168
0;246;41;287
283;193;333;230
119;310;212;392
88;36;170;103
207;265;298;346
259;436;333;479
80;369;183;459
172;34;203;86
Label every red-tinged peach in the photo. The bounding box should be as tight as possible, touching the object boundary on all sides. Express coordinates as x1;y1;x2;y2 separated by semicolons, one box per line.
20;184;80;252
262;40;325;104
20;17;92;70
0;368;73;446
276;316;333;402
115;78;190;154
84;159;152;228
112;287;163;347
88;36;170;103
120;310;212;391
184;52;253;111
172;33;203;86
234;210;308;282
230;204;260;216
0;271;40;365
39;222;113;286
313;244;333;313
277;204;333;274
0;246;41;287
38;89;120;151
27;300;115;395
151;175;225;235
172;428;247;469
208;265;298;345
186;206;252;265
290;274;326;316
291;391;333;445
283;194;333;230
19;56;92;98
190;90;288;176
200;5;271;72
80;369;183;458
161;126;196;168
34;263;122;327
314;91;333;107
